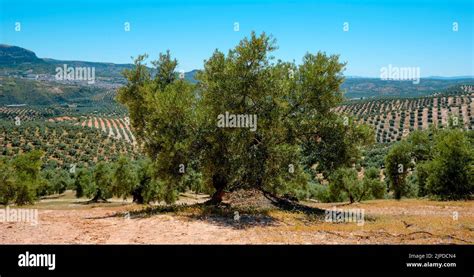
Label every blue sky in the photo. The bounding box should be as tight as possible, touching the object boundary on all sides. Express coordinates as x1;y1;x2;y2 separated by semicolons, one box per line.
0;0;473;77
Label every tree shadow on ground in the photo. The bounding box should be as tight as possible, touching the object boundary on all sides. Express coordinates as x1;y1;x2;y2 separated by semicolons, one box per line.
72;200;110;205
39;193;66;200
96;192;329;230
261;191;326;217
183;203;278;230
93;203;278;230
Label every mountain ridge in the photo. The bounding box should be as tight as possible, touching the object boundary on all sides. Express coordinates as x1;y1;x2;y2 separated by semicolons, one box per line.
2;45;473;80
1;45;473;102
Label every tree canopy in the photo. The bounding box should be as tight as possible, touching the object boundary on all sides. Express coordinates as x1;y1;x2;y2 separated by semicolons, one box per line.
117;32;374;204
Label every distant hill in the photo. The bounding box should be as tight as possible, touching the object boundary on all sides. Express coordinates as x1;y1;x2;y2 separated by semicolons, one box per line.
337;87;474;143
341;78;474;99
0;44;44;64
1;45;473;100
425;76;474;80
43;58;134;78
0;45;198;80
0;77;108;106
0;44;55;74
184;69;199;83
0;44;133;77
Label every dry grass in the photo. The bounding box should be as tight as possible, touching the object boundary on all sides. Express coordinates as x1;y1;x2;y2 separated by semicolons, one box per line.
0;192;472;244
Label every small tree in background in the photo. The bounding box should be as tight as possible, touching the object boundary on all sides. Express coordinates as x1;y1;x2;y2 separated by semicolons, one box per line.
361;167;385;200
414;162;430;197
111;156;139;201
328;167;361;203
136;158;166;204
88;162;113;202
0;158;16;205
407;129;432;162
328;166;384;203
38;169;71;196
0;151;44;205
74;168;92;198
385;141;413;200
10;150;44;205
425;129;473;200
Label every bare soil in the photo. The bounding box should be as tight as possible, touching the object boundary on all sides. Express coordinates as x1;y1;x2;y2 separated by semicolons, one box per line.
0;191;472;244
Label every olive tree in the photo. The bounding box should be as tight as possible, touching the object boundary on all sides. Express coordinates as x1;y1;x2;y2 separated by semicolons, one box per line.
118;32;370;204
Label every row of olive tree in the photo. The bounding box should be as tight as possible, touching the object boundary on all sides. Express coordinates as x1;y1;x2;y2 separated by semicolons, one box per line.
0;150;196;205
0;150;72;205
318;126;473;203
2;130;469;206
72;156;205;204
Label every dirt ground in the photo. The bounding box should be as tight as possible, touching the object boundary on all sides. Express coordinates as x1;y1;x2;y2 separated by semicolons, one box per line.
0;191;472;244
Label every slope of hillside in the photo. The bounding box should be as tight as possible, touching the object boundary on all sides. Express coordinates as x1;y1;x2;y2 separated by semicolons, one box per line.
341;78;474;99
0;77;109;106
337;89;474;143
0;44;43;64
0;45;55;74
0;45;197;80
2;45;473;99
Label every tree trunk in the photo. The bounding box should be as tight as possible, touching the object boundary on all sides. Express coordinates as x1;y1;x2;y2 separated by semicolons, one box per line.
394;178;402;200
132;188;144;204
89;189;108;203
208;187;225;204
345;188;355;204
394;189;402;200
207;174;227;205
348;194;354;204
90;190;101;203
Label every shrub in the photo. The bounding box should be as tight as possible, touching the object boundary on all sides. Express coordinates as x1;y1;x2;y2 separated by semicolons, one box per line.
74;168;93;198
0;159;16;205
405;173;419;198
384;141;413;200
308;182;331;203
111;156;139;200
425;129;473;200
414;162;430;197
0;151;44;205
37;169;71;197
362;167;385;199
328;167;361;203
